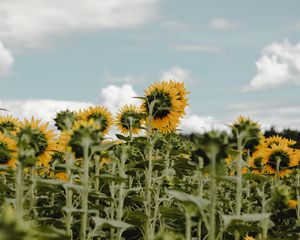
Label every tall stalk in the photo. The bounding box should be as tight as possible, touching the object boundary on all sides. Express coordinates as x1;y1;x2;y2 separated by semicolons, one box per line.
260;185;268;240
144;112;154;240
116;148;127;240
209;151;217;240
65;152;74;239
185;209;192;240
80;142;90;240
235;136;243;240
197;159;204;240
16;162;24;219
29;167;37;223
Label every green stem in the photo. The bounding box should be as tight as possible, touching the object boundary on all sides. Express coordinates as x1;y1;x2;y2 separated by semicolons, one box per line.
116;148;127;240
261;185;268;240
110;162;116;238
29;167;37;223
197;159;203;240
16;162;24;219
197;220;202;240
80;143;90;240
65;153;73;238
235;137;243;240
209;152;217;240
144;117;154;240
185;209;192;240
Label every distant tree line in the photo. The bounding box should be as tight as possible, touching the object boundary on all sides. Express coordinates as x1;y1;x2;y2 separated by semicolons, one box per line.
264;126;300;149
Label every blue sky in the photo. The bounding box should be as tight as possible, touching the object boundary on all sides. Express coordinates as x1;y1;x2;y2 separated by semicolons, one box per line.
0;0;300;132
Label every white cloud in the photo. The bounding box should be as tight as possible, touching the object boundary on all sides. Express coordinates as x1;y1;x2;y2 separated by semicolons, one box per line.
0;0;159;49
160;66;193;83
0;41;14;75
209;18;239;31
180;114;225;134
0;99;92;124
227;101;300;130
171;44;221;53
245;40;300;91
100;84;140;114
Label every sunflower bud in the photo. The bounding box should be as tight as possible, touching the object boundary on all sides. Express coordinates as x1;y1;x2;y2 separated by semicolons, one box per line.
194;131;229;170
68;120;104;158
54;109;78;131
230;116;262;153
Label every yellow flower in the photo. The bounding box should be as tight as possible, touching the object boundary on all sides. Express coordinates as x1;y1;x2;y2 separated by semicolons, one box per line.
0;133;17;168
56;131;72;153
19;117;56;167
141;81;186;133
168;80;189;117
287;199;298;209
55;172;68;182
77;106;113;135
116;105;143;135
248;150;264;175
262;144;299;177
0;115;20;134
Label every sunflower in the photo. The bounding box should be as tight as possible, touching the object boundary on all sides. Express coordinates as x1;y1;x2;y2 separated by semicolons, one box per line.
78;106;113;135
262;144;299;177
141;81;184;133
0;133;17;168
287;199;298;209
259;135;296;149
0;115;20;134
230;116;263;153
116;105;143;135
17;117;56;167
248;150;264;175
56;131;72;153
168;80;189;116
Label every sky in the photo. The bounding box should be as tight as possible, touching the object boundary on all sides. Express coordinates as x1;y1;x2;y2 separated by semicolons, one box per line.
0;0;300;133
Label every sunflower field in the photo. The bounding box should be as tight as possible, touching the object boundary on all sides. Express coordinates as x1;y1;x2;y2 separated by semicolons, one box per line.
0;80;300;240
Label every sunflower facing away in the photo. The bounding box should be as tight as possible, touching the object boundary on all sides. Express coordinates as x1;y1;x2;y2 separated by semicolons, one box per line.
0;133;17;168
78;106;113;135
142;81;187;133
248;150;264;175
262;143;299;177
116;104;143;135
0;115;20;134
18;118;56;167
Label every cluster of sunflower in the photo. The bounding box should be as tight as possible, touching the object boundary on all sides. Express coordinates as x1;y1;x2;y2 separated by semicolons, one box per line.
0;116;56;170
0;80;188;173
226;117;300;179
248;135;300;178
